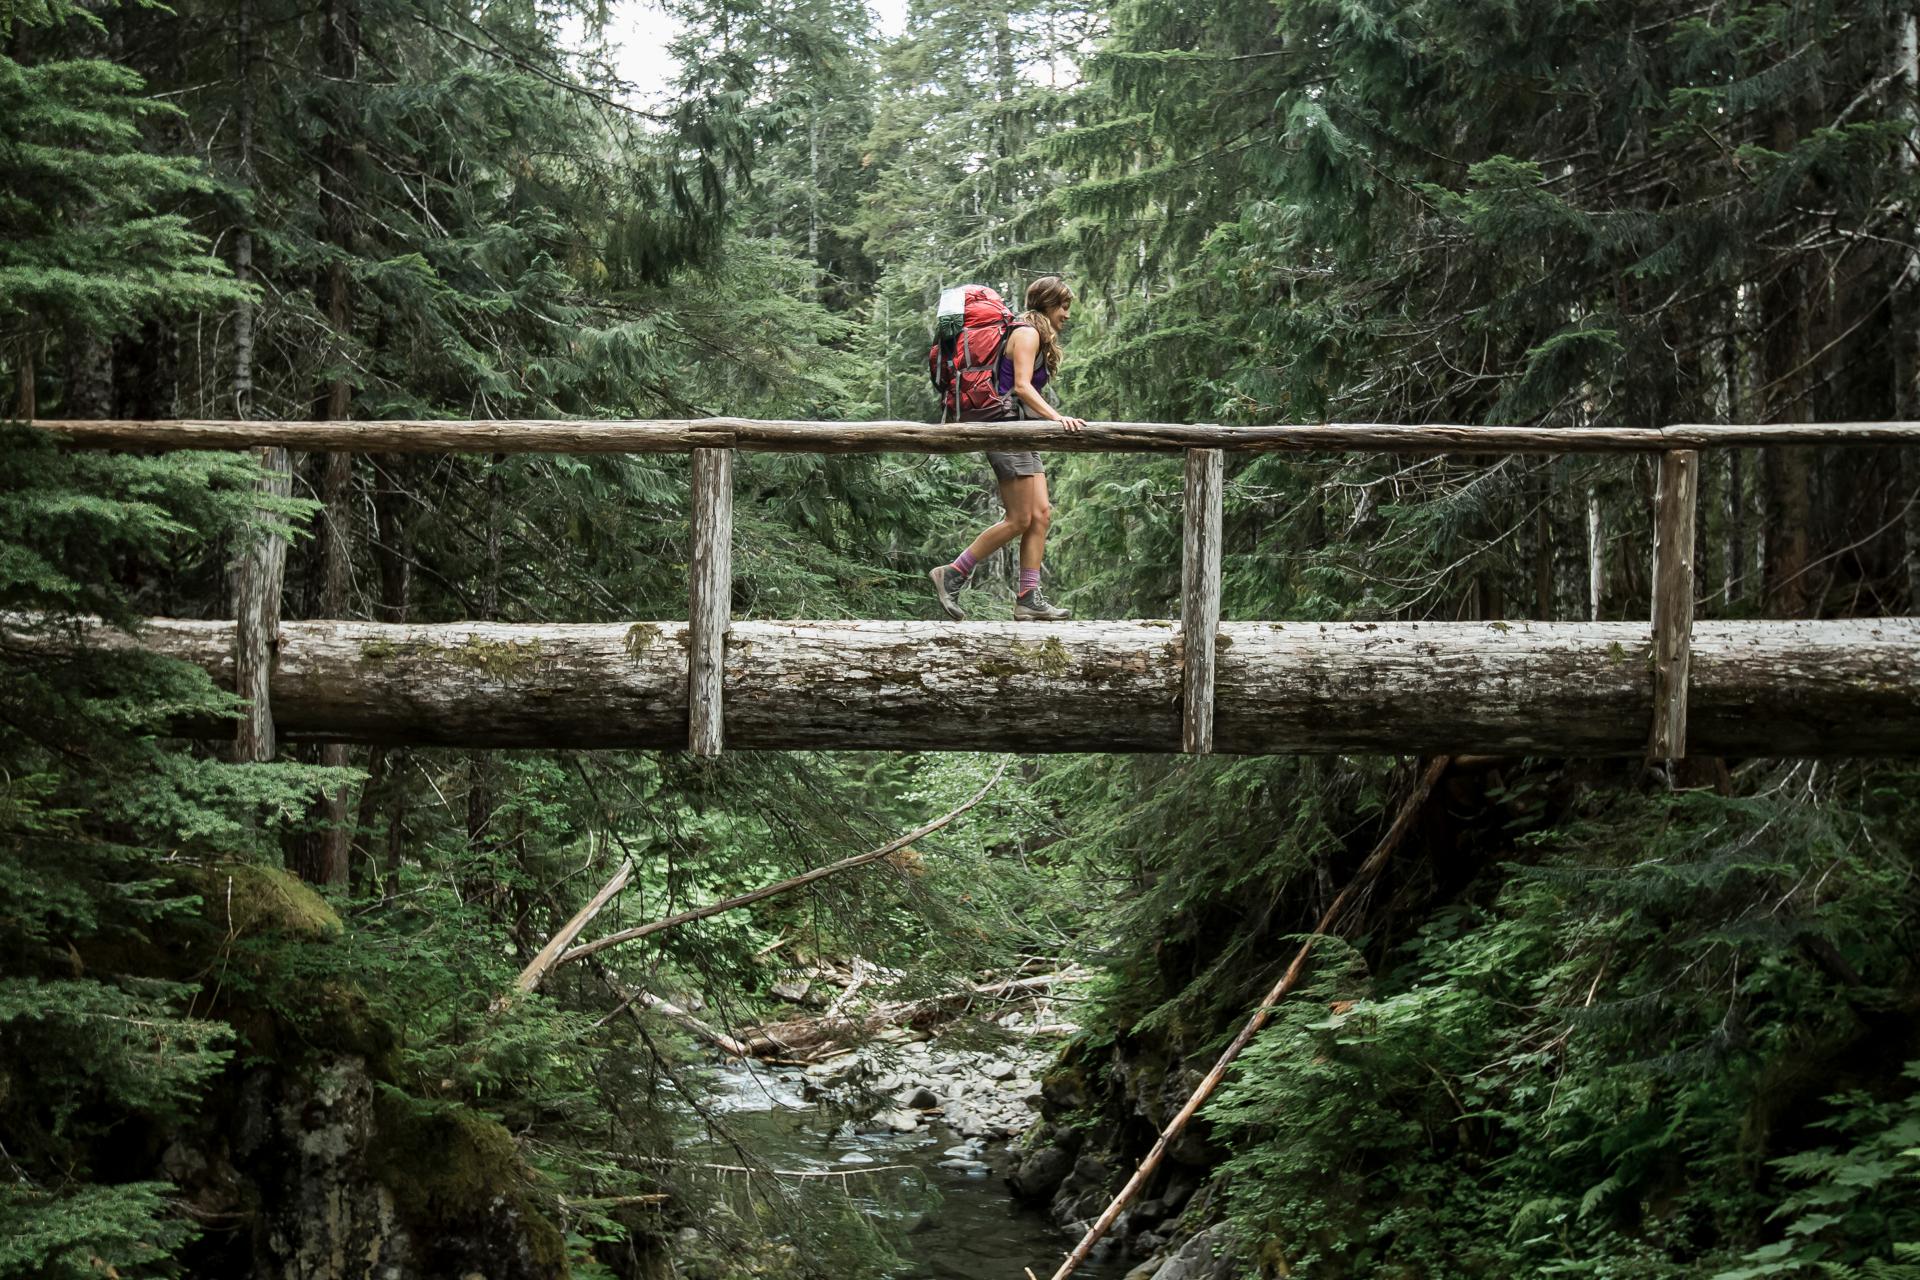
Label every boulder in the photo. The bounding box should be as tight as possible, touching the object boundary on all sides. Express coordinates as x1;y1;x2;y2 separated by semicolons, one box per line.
1154;1224;1237;1280
1072;1153;1110;1187
1006;1144;1073;1203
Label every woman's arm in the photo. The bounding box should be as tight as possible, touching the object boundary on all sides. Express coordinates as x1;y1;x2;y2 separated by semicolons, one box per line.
1007;328;1086;431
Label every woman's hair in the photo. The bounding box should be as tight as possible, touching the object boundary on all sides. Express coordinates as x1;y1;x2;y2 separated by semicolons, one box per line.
1023;276;1073;373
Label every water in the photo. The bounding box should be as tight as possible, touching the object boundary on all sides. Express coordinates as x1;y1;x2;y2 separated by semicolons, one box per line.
690;1060;1133;1280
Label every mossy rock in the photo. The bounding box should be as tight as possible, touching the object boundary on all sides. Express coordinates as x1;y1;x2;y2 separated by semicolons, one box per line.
370;1090;569;1278
180;863;342;939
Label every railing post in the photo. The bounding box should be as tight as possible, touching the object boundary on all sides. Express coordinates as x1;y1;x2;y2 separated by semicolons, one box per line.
1181;448;1224;754
232;445;290;762
1649;449;1699;761
688;447;733;757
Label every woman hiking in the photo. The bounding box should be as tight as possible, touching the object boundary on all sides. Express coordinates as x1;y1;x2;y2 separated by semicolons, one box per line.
928;275;1086;622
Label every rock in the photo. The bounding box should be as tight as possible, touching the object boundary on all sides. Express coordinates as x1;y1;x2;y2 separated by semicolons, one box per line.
936;1158;991;1176
948;1108;990;1139
983;1059;1017;1081
1154;1225;1236;1280
1006;1144;1073;1203
1072;1153;1111;1187
1053;1185;1111;1224
673;1227;702;1246
897;1085;941;1109
1041;1067;1091;1111
1122;1262;1161;1280
942;1143;983;1159
873;1108;921;1134
871;1072;904;1093
838;1151;876;1165
769;977;811;1002
1046;1121;1085;1154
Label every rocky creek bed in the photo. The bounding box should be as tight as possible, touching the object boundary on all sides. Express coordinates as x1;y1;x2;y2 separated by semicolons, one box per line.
686;1033;1132;1280
668;1011;1239;1280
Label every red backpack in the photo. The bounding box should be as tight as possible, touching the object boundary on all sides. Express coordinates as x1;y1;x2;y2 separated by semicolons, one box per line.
926;284;1030;422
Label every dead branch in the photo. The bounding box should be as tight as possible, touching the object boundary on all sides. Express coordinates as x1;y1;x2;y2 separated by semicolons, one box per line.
557;761;1010;967
1047;756;1451;1280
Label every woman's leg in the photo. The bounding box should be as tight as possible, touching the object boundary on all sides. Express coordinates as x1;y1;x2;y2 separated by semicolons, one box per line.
931;476;1040;619
963;475;1041;564
1011;472;1069;618
1017;473;1052;573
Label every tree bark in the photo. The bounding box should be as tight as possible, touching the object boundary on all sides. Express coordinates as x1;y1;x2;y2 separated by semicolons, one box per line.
231;448;290;761
46;616;1920;758
1586;485;1604;620
1180;448;1223;753
688;448;732;756
1648;451;1699;760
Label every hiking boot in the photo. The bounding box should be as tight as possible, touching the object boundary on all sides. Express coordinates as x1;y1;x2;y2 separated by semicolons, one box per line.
1013;587;1072;621
928;564;969;620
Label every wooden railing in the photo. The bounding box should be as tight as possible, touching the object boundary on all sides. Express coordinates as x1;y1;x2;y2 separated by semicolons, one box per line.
23;417;1920;763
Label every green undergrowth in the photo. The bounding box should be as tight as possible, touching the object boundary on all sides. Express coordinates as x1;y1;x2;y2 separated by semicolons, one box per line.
1079;763;1920;1278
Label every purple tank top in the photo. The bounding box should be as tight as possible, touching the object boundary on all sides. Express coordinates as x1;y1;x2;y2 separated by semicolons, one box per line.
995;348;1049;412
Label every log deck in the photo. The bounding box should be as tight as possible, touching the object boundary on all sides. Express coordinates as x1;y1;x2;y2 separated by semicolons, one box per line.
36;616;1920;757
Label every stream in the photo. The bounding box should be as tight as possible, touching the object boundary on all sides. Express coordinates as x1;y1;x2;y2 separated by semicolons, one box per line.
691;1057;1132;1280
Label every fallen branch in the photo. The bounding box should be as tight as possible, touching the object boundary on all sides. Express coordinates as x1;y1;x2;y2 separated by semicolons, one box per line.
740;972;1070;1060
1047;756;1451;1280
599;987;753;1059
558;761;1010;967
634;1156;919;1181
511;857;634;995
823;957;872;1021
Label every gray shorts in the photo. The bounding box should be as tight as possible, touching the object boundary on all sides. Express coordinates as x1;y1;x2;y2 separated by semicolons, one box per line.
985;450;1044;482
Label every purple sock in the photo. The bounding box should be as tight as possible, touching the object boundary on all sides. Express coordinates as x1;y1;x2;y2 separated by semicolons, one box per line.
952;550;978;577
1020;568;1041;595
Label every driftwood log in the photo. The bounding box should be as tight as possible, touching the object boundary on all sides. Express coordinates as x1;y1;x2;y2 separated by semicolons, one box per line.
23;615;1920;758
739;974;1065;1061
25;416;1920;456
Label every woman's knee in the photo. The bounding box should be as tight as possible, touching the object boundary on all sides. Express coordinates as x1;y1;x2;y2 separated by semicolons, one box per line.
1002;506;1036;535
1030;502;1052;534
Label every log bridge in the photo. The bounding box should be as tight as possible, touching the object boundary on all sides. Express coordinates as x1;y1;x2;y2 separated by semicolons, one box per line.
24;417;1920;761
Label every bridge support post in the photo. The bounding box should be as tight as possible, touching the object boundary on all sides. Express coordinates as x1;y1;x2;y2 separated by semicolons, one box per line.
1649;448;1699;761
1181;448;1224;754
689;447;733;757
232;445;290;762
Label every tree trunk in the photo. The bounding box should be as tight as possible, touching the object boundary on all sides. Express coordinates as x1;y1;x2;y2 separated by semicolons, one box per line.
1897;7;1920;611
232;0;256;419
231;448;290;762
1586;485;1604;620
11;338;33;419
55;616;1920;759
63;326;113;419
1760;114;1817;619
292;0;360;888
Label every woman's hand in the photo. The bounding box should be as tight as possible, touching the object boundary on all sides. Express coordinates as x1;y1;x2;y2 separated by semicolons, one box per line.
1056;415;1087;433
